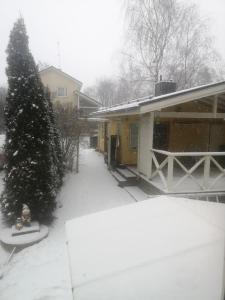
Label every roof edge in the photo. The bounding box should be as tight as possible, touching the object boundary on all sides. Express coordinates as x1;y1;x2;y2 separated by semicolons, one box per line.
39;66;83;87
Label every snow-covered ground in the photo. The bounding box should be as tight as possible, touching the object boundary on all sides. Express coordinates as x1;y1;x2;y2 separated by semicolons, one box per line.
1;148;224;300
0;149;134;300
66;197;225;300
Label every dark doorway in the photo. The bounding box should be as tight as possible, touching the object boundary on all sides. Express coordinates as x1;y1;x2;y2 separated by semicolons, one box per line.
104;123;108;152
153;123;169;150
110;135;117;167
110;135;120;167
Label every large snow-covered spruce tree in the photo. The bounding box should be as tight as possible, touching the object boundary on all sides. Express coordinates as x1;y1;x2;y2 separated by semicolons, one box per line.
44;87;64;189
1;18;62;223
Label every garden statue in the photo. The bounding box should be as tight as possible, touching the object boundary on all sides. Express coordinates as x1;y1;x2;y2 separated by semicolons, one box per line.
21;204;31;226
15;218;23;230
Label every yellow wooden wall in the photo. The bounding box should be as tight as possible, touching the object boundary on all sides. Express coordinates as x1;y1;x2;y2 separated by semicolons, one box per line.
97;123;107;153
169;121;209;151
120;116;138;165
97;125;104;152
161;99;225;151
108;116;139;165
167;120;225;152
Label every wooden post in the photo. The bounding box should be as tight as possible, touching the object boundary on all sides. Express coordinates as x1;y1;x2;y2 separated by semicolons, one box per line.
167;155;174;191
75;106;80;173
77;93;80;109
213;95;218;118
147;112;154;179
75;134;80;173
203;155;210;189
137;118;141;171
107;122;111;169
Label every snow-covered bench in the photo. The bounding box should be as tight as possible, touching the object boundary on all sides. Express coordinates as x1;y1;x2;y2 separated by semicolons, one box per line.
66;197;225;300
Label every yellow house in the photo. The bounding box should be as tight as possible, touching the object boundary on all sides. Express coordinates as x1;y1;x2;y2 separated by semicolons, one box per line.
39;66;82;107
40;66;101;148
94;80;225;195
39;66;101;115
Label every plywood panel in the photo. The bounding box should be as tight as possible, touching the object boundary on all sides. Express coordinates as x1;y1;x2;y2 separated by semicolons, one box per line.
169;122;210;152
107;117;138;165
209;123;225;151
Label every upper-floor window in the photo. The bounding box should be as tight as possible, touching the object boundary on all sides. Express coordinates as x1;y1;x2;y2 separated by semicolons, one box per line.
57;87;67;97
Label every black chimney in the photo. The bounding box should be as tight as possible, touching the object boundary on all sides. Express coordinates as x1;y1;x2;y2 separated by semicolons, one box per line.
155;76;176;97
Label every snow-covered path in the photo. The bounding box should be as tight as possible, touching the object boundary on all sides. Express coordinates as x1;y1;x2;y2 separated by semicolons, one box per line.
0;149;134;300
58;149;134;220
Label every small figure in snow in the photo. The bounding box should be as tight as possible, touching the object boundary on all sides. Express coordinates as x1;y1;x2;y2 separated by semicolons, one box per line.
15;217;23;230
21;204;31;226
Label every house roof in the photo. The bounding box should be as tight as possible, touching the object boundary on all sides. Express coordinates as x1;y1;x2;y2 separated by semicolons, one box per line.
93;80;225;117
39;65;83;88
76;91;102;107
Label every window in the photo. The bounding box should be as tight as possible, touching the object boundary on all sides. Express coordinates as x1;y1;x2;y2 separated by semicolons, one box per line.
57;87;67;97
153;123;169;150
129;123;138;149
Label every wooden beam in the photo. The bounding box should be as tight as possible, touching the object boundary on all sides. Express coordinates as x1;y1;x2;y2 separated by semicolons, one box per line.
167;155;174;191
152;148;225;156
213;95;218;118
203;156;210;189
159;112;225;119
140;85;225;114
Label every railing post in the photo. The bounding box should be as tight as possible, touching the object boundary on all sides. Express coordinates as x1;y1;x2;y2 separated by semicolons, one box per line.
167;155;174;191
147;149;153;178
147;112;154;179
203;155;210;189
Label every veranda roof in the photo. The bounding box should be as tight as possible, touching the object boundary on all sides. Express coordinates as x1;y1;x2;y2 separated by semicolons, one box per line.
93;80;225;116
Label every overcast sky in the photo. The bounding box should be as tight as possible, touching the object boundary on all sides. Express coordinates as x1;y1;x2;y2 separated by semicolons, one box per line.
0;0;225;89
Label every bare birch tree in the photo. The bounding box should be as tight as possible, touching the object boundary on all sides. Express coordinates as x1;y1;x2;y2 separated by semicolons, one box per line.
123;0;224;90
125;0;176;82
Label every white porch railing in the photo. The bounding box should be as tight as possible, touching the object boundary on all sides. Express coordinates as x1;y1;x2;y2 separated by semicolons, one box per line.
150;149;225;192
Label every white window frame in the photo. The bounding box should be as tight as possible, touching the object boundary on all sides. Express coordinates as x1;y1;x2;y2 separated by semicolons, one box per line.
57;87;67;97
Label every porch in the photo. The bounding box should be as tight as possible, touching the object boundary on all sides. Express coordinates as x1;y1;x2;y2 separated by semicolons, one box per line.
142;149;225;194
137;98;225;195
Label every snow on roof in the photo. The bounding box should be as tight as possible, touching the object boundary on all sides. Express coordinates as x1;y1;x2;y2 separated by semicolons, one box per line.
79;117;108;122
97;101;140;113
66;196;225;300
139;80;225;106
93;80;225;116
76;91;102;107
93;95;153;115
